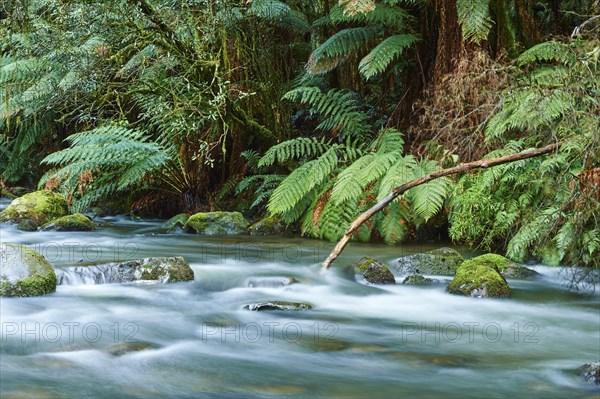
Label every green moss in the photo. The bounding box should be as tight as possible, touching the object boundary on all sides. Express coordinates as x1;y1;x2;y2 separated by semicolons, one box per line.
42;213;95;231
468;253;538;279
248;216;284;236
184;211;249;235
352;257;396;284
395;247;464;276
447;255;511;298
0;243;56;297
0;190;68;227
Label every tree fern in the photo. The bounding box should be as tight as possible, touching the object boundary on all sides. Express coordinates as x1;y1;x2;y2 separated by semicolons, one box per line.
457;0;493;44
307;28;378;75
267;146;340;215
359;34;417;80
257;136;332;168
407;159;450;223
282;86;371;139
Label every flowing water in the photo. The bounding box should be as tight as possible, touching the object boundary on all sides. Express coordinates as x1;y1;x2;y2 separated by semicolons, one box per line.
1;198;599;398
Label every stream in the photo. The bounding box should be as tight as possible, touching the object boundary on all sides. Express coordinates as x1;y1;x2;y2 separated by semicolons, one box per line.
1;199;599;398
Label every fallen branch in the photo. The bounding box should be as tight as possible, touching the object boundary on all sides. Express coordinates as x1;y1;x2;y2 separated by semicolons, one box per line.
320;142;562;272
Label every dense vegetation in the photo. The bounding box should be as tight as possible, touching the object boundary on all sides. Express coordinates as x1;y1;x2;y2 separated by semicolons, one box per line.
1;0;598;268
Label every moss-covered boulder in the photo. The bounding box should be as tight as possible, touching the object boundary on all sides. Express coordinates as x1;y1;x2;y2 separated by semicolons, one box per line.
473;253;539;279
184;211;249;235
244;301;313;311
42;213;95;231
0;190;68;227
579;362;600;385
248;216;285;236
0;243;57;297
160;213;189;232
402;274;436;286
447;255;511;298
353;257;396;284
395;247;464;276
57;256;194;285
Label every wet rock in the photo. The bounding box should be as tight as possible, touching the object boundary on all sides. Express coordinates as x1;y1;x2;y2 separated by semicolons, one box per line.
17;219;38;231
42;213;95;231
184;211;249;235
160;213;189;232
244;301;313;311
395;247;464;276
248;216;285;236
0;243;57;297
402;274;436;286
58;256;194;285
0;190;68;228
447;255;511;298
246;277;296;288
104;341;156;356
474;253;539;279
579;362;600;385
353;257;396;284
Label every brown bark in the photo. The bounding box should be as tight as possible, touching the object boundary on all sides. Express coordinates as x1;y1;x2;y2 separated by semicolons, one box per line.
320;142;562;272
432;0;464;84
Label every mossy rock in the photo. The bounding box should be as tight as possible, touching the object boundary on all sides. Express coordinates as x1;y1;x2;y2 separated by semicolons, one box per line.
17;219;38;231
447;255;511;298
248;216;285;236
395;247;464;276
0;190;68;227
473;253;539;279
160;213;189;232
579;362;600;385
352;257;396;285
42;213;95;231
0;243;57;297
402;274;436;286
244;301;313;311
184;211;249;235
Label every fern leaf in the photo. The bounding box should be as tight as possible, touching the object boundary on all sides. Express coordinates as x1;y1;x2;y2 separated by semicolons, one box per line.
457;0;493;43
307;28;377;75
359;34;417;80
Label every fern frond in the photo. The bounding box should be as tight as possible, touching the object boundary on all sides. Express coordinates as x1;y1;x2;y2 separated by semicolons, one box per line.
378;200;409;244
257;136;332;168
358;34;417;80
457;0;493;44
283;87;371;139
307;28;377;75
407;159;450;222
517;41;577;67
267;147;339;215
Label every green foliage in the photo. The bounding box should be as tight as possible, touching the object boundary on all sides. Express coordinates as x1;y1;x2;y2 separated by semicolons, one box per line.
457;0;493;44
451;39;600;268
359;34;418;80
40;125;172;211
282;86;371;139
257;128;450;243
307;1;417;80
